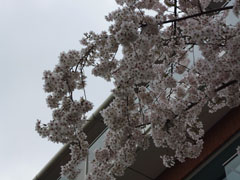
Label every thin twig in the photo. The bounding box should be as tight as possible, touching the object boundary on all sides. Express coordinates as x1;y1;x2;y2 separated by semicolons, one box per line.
192;45;196;66
197;0;203;13
174;0;177;35
81;69;87;100
66;78;73;101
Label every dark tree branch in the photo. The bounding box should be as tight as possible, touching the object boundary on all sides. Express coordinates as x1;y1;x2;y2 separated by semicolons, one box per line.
215;80;238;92
160;6;233;25
174;0;177;35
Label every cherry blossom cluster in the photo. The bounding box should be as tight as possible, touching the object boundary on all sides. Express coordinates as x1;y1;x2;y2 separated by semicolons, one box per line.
36;47;95;178
36;0;240;180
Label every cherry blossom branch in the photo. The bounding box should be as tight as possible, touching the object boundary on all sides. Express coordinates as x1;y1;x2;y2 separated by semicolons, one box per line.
37;1;240;178
74;45;95;72
160;6;234;25
135;79;238;128
77;45;95;100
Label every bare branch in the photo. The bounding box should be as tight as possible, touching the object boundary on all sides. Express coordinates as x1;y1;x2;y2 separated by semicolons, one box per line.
160;6;233;25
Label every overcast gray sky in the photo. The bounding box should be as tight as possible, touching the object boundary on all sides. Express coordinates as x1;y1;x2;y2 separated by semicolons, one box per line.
0;0;116;179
